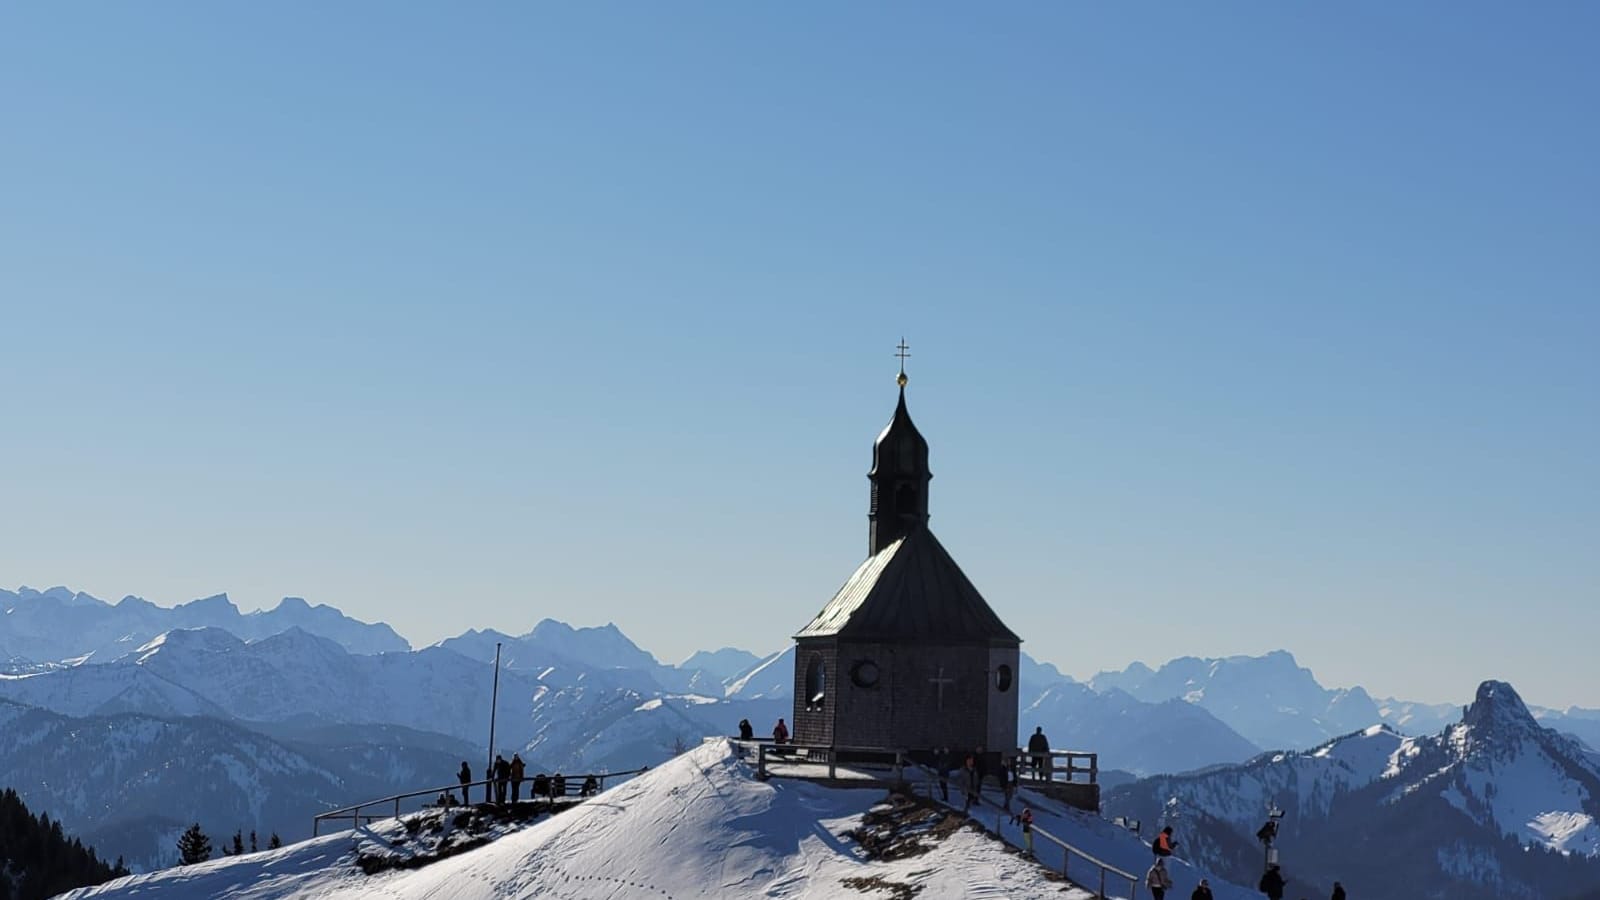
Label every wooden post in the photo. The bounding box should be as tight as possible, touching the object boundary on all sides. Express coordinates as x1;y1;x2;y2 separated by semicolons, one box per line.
395;797;401;820
758;744;768;779
1089;754;1099;784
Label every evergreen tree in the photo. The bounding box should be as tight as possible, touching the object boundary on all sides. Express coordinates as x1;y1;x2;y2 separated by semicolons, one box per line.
0;787;128;900
176;823;212;865
230;830;245;856
249;830;258;853
268;832;282;850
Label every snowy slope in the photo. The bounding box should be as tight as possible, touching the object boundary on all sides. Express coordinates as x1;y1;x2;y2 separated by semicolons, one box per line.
58;740;1101;900
1105;681;1600;900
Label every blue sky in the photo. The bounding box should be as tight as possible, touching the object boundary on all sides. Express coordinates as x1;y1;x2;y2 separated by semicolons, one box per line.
2;3;1596;707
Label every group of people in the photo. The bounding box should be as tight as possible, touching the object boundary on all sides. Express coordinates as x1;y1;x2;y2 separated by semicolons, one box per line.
1144;825;1348;900
453;758;600;806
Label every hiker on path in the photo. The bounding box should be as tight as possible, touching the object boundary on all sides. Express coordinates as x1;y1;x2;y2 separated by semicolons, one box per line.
1001;756;1019;811
510;754;526;802
457;761;472;804
1146;858;1174;900
1153;825;1177;858
973;744;990;793
738;718;754;740
935;747;951;802
772;718;789;745
1191;878;1215;900
1330;882;1346;900
493;754;511;804
1027;726;1051;780
1009;807;1034;857
1258;863;1287;900
961;755;980;812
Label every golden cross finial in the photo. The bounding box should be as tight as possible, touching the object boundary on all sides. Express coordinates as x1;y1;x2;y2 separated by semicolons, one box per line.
895;338;910;387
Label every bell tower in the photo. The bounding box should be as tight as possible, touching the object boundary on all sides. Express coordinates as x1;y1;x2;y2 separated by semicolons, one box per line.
868;340;931;555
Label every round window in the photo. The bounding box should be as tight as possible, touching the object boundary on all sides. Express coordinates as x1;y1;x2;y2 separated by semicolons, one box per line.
995;664;1013;693
850;659;881;688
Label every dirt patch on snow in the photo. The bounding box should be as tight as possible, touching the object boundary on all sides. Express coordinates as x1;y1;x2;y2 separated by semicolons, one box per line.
354;801;576;875
846;791;975;862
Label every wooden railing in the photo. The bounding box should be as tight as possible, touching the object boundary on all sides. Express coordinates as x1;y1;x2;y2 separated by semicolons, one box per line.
743;741;908;782
311;767;649;836
1004;748;1100;784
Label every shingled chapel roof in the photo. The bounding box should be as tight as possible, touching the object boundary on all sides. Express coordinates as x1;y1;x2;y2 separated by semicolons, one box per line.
794;525;1021;646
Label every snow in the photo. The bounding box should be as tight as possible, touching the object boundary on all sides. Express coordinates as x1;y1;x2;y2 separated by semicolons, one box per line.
58;740;1103;900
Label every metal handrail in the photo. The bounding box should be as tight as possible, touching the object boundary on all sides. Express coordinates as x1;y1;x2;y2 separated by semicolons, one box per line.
904;761;1136;900
311;767;650;836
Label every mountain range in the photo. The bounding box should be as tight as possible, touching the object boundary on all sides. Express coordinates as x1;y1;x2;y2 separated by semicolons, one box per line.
1103;680;1600;900
4;581;1598;890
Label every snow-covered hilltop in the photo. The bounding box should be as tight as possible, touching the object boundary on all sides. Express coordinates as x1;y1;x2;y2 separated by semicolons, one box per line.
57;740;1151;900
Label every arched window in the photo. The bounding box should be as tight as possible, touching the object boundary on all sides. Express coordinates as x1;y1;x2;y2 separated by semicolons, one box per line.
805;654;826;710
995;664;1013;693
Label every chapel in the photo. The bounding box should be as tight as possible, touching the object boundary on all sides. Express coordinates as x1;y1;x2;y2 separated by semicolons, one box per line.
791;350;1021;752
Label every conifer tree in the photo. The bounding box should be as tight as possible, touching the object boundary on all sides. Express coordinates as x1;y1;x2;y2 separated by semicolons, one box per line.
268;832;282;850
249;831;258;853
230;830;244;857
176;823;212;865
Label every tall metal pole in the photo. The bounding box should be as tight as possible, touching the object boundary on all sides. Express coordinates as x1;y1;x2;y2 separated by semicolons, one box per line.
487;642;502;778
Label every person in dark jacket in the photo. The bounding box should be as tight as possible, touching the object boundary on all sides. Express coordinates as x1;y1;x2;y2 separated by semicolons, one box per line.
738;718;754;740
1027;726;1051;780
1330;882;1346;900
532;772;550;802
493;754;511;804
935;747;951;801
960;755;980;812
1258;864;1286;900
457;761;472;804
552;772;567;799
1191;878;1214;900
509;754;526;802
973;744;990;793
484;764;494;804
581;775;598;797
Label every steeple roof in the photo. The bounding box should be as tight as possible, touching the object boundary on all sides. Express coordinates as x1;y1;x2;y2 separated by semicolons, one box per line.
869;386;930;479
794;526;1021;646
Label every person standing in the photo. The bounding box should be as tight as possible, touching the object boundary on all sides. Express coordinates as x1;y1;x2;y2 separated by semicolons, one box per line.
1027;726;1051;780
552;772;567;800
1153;825;1176;858
961;755;980;812
935;747;951;802
738;718;753;740
457;761;472;805
1146;857;1174;900
483;763;493;804
493;754;511;804
1001;756;1019;812
1330;882;1346;900
1191;878;1214;900
509;753;526;802
1017;807;1034;857
1258;863;1287;900
772;718;789;745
